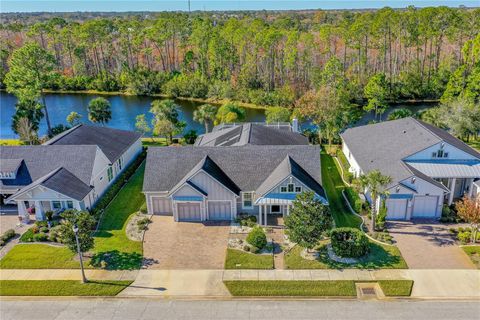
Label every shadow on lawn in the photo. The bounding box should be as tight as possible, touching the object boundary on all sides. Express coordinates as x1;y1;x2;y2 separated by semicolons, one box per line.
91;251;143;270
317;242;405;269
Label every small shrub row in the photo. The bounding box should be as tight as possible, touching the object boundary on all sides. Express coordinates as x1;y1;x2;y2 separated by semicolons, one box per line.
439;205;462;223
235;214;258;228
91;149;146;218
449;227;480;244
344;187;365;214
330;227;370;258
137;217;152;232
0;229;16;246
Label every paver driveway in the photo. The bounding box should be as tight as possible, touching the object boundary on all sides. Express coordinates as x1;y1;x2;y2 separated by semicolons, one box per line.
387;220;475;269
142;216;230;269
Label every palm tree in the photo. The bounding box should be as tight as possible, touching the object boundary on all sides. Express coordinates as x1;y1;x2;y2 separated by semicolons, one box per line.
358;170;392;232
193;104;217;133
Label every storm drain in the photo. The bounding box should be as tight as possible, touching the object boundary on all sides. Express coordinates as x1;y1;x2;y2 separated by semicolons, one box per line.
355;283;381;299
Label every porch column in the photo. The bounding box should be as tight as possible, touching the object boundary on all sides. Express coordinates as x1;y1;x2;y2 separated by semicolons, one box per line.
258;205;262;225
34;201;45;221
448;178;456;205
264;204;267;226
17;201;30;224
286;204;290;217
468;179;475;197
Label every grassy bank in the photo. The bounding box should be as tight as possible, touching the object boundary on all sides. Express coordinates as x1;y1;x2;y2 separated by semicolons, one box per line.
462;245;480;269
0;280;132;296
224;280;413;297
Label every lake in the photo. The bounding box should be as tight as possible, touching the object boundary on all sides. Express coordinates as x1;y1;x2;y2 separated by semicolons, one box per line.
0;91;436;139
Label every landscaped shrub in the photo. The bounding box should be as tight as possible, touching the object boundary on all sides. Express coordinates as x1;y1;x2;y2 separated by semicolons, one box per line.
137;217;152;232
48;225;62;242
458;230;472;244
90;149;146;218
19;228;34;242
33;232;48;242
236;214;257;227
330;227;370;258
31;225;39;234
246;226;267;250
376;201;387;231
439;205;461;223
183;130;198;144
344;187;364;214
0;229;16;247
40;227;49;233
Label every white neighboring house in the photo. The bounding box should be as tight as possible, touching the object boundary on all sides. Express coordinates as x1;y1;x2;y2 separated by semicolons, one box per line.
340;117;480;220
0;125;142;221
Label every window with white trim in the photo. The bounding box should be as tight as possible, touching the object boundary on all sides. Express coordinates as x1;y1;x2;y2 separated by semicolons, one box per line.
66;201;74;209
280;182;303;193
107;166;113;182
52;201;62;210
295;186;302;193
287;183;294;193
242;192;253;209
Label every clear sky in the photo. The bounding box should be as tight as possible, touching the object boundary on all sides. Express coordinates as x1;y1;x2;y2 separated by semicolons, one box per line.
1;1;478;13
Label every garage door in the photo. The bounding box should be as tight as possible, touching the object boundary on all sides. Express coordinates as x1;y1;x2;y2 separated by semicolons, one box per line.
152;197;172;215
208;201;232;220
386;199;407;220
412;196;438;218
177;203;202;221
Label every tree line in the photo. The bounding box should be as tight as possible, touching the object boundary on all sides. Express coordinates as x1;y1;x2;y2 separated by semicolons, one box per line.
1;7;479;144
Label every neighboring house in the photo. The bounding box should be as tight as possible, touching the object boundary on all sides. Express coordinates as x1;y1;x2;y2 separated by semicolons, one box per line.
340;117;480;220
0;125;142;221
194;120;308;146
143;145;327;225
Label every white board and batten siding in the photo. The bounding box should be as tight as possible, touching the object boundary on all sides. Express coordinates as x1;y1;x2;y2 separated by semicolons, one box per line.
405;142;478;161
342;142;363;177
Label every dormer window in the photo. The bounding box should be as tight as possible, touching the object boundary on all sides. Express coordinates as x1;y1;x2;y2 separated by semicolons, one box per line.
281;183;303;193
432;150;448;158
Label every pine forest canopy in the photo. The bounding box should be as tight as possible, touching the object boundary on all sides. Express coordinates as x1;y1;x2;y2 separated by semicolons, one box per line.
1;7;479;120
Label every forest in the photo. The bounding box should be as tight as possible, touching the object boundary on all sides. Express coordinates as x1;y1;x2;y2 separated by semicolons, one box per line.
1;7;479;144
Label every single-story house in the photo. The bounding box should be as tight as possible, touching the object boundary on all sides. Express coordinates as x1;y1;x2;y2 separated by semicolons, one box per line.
143;145;327;225
340;117;480;220
194;120;308;146
0;125;142;221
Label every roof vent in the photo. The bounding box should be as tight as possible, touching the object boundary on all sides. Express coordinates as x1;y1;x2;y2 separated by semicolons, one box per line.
403;130;407;134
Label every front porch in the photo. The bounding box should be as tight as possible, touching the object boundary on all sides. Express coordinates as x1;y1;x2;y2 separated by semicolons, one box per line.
255;196;294;227
15;199;80;222
435;177;478;205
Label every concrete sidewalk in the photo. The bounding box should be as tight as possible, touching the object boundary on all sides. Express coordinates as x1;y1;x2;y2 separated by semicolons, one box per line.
1;268;478;299
0;269;138;281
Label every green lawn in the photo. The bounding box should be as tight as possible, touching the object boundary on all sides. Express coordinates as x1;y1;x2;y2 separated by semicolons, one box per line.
0;162;146;270
224;248;274;269
378;280;413;296
462;246;480;269
467;139;480;152
0;139;23;146
321;152;362;229
0;244;85;269
224;280;357;296
285;243;407;269
91;163;146;270
141;137;168;147
0;280;132;296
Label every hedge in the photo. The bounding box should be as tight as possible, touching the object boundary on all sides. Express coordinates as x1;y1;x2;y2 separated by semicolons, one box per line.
344;187;364;214
90;149;146;218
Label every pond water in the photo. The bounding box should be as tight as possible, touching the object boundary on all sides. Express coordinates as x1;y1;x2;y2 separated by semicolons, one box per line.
0;91;436;139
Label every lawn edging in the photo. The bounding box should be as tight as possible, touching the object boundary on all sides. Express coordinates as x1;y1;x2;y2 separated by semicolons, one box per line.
223;280;413;297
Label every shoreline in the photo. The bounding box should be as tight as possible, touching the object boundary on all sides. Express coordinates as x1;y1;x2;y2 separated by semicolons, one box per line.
1;88;439;110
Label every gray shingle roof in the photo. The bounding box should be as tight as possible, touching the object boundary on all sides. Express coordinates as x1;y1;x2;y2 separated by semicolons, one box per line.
143;145;322;196
340;117;480;189
0;158;23;173
45;124;141;162
0;145;98;191
194;123;308;146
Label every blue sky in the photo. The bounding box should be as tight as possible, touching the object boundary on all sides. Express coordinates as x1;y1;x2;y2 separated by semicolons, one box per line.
2;1;478;13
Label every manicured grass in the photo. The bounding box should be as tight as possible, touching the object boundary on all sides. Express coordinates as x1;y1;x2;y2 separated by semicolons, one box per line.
141;137;168;147
0;139;23;146
285;243;407;269
224;280;357;296
224;248;274;269
0;280;132;296
0;244;85;269
92;163;146;270
378;280;414;296
321;152;362;229
466;139;480;152
462;246;480;269
224;280;413;297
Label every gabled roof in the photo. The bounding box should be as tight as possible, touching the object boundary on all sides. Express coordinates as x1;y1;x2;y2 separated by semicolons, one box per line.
7;167;92;202
340;117;480;189
0;158;23;173
143;145;323;198
194;123;308;146
0;146;98;192
44;124;142;163
255;155;327;199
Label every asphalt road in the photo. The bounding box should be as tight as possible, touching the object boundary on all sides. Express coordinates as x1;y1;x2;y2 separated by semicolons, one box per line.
1;299;479;320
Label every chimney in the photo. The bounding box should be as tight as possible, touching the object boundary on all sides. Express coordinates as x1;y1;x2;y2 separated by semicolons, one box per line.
292;118;299;133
